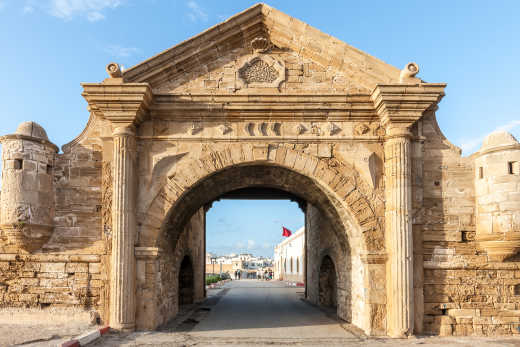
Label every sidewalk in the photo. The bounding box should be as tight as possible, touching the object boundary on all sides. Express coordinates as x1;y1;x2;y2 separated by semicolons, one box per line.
0;307;96;346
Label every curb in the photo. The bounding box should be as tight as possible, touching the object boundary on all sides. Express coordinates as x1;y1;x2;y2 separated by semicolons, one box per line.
60;326;110;347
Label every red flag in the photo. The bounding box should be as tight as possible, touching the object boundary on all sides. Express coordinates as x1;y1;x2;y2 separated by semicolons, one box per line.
282;227;292;237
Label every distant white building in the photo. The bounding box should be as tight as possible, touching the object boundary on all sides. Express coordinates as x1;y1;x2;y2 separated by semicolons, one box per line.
273;227;304;283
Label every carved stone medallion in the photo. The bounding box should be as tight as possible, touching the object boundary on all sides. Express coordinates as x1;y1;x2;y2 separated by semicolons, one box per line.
237;54;286;89
240;59;279;84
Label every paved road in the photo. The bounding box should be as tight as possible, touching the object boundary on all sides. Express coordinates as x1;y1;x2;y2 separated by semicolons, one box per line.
189;280;356;340
91;280;520;346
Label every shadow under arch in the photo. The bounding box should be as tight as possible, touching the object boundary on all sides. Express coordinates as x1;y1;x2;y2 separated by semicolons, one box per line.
138;148;386;335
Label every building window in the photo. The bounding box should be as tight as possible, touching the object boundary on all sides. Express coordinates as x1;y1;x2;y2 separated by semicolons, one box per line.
509;161;519;175
514;284;520;296
478;166;484;179
14;159;23;170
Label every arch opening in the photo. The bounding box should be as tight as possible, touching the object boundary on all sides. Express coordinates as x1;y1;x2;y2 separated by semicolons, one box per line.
179;255;194;306
319;255;337;309
137;161;383;335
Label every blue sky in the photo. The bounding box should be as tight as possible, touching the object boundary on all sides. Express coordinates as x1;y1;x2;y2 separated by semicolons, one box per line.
0;1;519;256
207;200;303;257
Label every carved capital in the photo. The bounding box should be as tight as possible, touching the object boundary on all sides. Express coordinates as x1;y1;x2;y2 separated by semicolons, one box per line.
82;82;153;127
113;124;136;137
371;84;446;130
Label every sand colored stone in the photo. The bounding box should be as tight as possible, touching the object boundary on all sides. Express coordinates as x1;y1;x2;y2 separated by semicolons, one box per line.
1;3;520;338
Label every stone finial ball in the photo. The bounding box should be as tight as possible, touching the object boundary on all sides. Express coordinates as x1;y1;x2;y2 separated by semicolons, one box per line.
106;62;122;78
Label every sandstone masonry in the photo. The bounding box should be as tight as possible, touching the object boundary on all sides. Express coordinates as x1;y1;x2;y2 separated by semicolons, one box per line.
1;3;519;338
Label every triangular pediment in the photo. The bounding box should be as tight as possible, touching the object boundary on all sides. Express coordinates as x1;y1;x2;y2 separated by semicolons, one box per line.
122;3;400;94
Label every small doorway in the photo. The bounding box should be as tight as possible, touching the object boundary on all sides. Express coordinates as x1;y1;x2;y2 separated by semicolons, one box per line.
319;255;337;308
179;255;194;306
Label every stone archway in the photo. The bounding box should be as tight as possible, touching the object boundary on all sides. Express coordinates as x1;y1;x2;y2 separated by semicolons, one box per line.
135;146;387;335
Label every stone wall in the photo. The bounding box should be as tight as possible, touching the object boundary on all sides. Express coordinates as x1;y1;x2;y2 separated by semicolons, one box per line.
135;208;205;330
306;203;352;323
420;113;520;336
0;254;104;313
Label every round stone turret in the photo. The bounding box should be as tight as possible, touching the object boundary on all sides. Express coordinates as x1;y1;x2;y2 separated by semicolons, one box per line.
474;131;520;261
15;121;50;141
0;121;58;252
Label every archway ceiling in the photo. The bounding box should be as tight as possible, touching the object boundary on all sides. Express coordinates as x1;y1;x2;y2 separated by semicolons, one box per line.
159;165;351;253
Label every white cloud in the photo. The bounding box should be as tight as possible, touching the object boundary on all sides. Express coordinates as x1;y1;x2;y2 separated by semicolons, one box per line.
247;239;256;250
262;242;271;249
86;10;104;21
459;119;520;154
49;0;123;21
235;241;245;249
105;44;139;58
23;4;35;13
186;0;207;22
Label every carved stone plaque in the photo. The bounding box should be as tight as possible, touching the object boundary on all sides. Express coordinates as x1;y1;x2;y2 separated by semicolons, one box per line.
240;59;279;84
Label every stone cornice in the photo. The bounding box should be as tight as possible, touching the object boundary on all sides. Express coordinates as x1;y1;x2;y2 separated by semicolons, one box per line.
81;83;153;126
0;134;59;152
151;94;377;121
371;83;446;129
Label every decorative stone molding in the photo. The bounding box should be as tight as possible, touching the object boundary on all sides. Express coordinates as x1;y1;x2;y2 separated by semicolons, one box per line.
82;82;152;126
1;223;54;253
102;161;112;240
219;123;232;135
271;122;281;136
106;62;123;78
237;54;285;88
189;122;202;135
399;62;420;83
258;122;268;136
250;35;271;53
245;122;255;136
354;123;370;135
135;247;161;260
296;124;306;135
328;122;340;136
371;84;446;129
360;253;388;264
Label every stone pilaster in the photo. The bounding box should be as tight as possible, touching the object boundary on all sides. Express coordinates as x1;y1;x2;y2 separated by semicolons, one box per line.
384;126;413;337
371;83;446;337
110;125;137;331
82;68;152;331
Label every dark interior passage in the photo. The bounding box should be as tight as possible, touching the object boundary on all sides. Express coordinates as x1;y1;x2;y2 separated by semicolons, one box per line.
179;255;194;305
319;255;337;308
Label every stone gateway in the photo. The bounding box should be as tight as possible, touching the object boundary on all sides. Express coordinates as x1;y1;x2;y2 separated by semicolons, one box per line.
1;4;520;338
